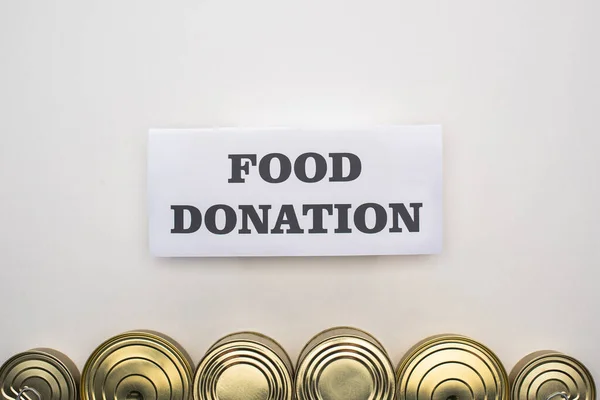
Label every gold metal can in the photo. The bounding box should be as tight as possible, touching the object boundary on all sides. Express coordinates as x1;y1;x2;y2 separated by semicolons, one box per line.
81;330;193;400
0;348;79;400
193;331;293;400
510;350;595;400
396;334;508;400
295;326;396;400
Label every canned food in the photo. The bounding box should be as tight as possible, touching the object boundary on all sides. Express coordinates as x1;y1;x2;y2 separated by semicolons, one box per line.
81;330;193;400
193;332;293;400
396;334;508;400
0;348;79;400
510;350;595;400
295;327;396;400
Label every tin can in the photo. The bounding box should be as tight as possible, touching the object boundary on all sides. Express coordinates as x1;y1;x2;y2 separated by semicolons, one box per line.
0;348;79;400
396;334;508;400
295;327;396;400
510;350;595;400
193;331;293;400
81;330;193;400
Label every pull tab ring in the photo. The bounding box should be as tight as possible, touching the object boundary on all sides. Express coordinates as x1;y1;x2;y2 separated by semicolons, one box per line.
16;386;41;400
546;392;571;400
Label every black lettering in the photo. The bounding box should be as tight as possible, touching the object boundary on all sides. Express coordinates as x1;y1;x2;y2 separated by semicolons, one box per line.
294;152;327;183
354;203;387;233
171;205;202;233
333;204;352;233
389;203;422;232
302;204;333;233
329;153;362;182
259;153;292;183
271;205;304;233
204;204;237;234
228;154;257;183
238;205;271;234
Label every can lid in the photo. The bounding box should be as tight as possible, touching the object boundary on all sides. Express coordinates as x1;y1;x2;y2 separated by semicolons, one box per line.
81;330;193;400
510;351;596;400
193;332;293;400
0;348;79;400
295;327;395;400
397;334;508;400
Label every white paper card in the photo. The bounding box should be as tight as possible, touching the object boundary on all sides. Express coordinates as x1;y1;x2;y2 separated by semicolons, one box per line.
148;126;442;257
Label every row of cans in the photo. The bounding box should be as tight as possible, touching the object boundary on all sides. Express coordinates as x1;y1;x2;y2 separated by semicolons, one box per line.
0;327;595;400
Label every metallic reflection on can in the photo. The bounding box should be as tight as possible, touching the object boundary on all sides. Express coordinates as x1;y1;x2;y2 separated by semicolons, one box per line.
510;350;595;400
81;330;193;400
295;327;395;400
193;332;293;400
396;334;508;400
0;348;79;400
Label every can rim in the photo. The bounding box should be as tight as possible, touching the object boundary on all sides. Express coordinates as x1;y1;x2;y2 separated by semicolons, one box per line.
396;333;509;400
295;326;396;400
125;329;194;368
27;348;81;385
508;350;561;385
203;330;294;375
82;329;193;374
81;330;194;400
297;326;387;365
396;333;503;375
194;331;294;400
0;348;79;400
509;350;596;400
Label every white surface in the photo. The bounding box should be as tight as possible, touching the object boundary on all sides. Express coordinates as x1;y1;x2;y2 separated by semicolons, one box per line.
0;0;598;380
148;126;442;257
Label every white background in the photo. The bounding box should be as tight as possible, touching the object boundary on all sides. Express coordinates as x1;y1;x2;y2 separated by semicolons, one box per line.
0;0;598;382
